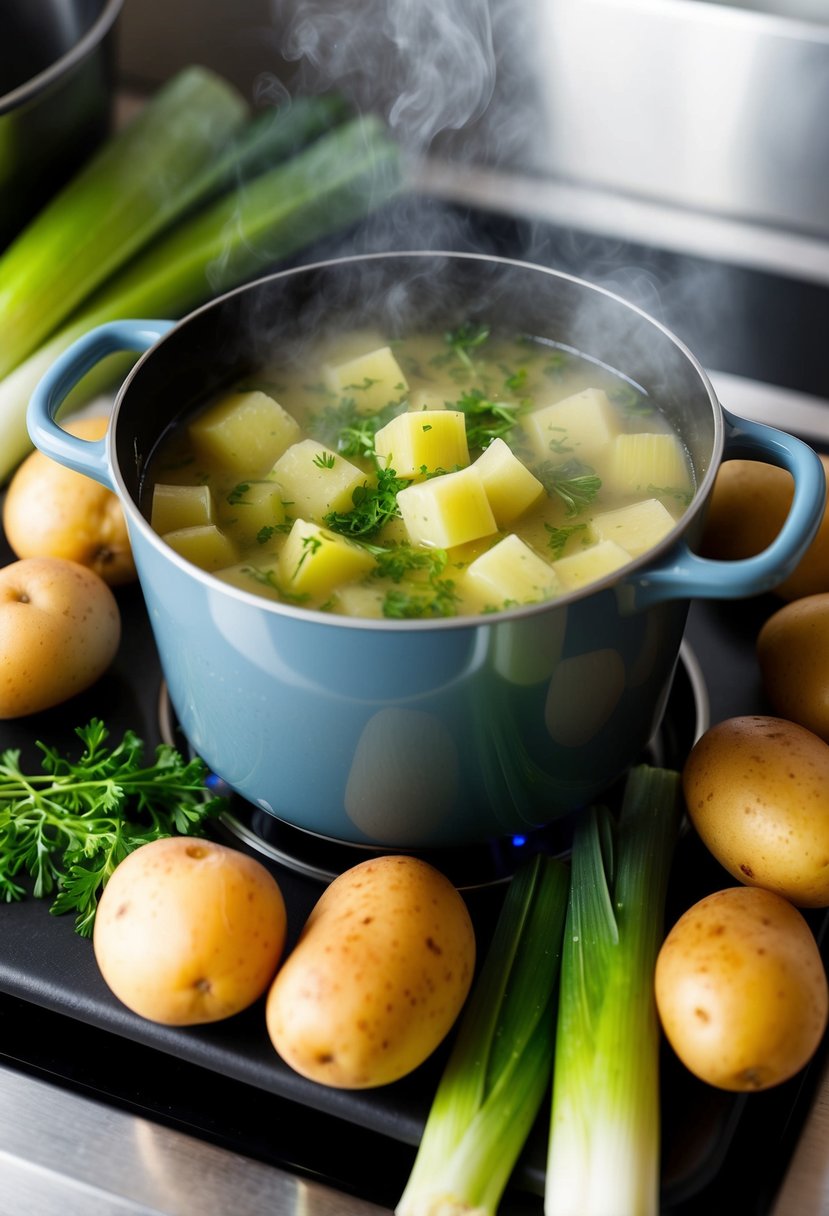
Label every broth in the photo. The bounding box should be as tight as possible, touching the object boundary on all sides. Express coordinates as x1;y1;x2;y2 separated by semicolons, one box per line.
145;326;695;618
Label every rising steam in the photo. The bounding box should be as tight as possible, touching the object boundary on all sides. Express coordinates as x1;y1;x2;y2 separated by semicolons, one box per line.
268;0;498;155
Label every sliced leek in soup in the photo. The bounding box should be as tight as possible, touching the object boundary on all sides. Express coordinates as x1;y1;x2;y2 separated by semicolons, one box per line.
144;326;695;619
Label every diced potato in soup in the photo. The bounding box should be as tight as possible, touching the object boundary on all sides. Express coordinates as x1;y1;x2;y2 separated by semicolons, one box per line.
374;409;469;477
463;534;561;610
472;438;545;527
323;344;409;414
552;539;632;590
189;390;300;475
522;387;620;463
277;519;377;600
151;483;215;534
144;328;695;618
270;440;365;522
589;497;676;557
163;524;237;571
396;466;497;550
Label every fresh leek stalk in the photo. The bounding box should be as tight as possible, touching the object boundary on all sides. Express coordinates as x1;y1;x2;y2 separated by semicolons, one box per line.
0;113;401;482
397;852;569;1216
0;67;249;378
545;765;682;1216
185;93;352;203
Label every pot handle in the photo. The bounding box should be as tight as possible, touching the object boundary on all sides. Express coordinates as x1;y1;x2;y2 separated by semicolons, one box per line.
630;408;825;608
27;320;174;489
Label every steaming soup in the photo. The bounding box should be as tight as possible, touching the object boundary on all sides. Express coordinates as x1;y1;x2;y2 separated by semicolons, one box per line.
145;326;695;618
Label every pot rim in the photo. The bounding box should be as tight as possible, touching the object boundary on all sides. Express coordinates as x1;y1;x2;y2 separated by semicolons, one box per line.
112;249;724;633
0;0;124;114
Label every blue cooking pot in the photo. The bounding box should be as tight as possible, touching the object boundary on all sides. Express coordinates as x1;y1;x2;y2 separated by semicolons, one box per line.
27;253;825;847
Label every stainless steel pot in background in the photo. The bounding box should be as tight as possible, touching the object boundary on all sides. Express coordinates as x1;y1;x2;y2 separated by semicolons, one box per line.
0;0;123;249
118;0;829;241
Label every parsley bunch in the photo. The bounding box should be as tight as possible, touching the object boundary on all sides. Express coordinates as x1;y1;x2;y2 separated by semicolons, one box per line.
0;720;226;936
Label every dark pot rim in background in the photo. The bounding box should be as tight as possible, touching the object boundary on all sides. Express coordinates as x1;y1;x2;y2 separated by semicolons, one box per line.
0;0;124;114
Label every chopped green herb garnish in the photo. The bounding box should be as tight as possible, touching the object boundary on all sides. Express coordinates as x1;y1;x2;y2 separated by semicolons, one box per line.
293;533;323;579
226;482;252;505
545;521;589;558
363;542;448;583
613;384;653;415
349;541;457;617
324;466;410;538
241;565;309;603
503;366;528;393
342;376;380;392
382;578;459;619
0;720;226;936
535;458;602;516
543;351;572;379
442;322;490;372
546;426;573;455
256;522;292;544
454;388;525;450
313;451;337;469
309;397;400;459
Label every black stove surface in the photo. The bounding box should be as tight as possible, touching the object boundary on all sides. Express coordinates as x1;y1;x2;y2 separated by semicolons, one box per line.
1;195;828;1213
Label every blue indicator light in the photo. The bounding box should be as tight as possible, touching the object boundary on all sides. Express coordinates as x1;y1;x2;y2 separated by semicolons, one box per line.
511;834;527;847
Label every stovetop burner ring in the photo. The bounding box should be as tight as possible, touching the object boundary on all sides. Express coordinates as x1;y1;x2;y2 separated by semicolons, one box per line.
158;639;708;890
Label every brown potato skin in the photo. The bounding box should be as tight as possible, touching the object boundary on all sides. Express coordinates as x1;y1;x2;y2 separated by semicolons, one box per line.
0;556;120;718
757;594;829;743
683;715;829;907
655;886;828;1091
266;854;476;1089
3;416;136;586
699;456;829;600
93;837;287;1025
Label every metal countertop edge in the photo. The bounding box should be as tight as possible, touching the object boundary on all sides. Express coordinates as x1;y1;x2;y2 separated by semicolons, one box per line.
0;1062;389;1216
413;159;829;288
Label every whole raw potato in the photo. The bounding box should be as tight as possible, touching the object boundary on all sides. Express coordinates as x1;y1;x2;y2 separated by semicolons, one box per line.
3;416;136;586
0;557;120;718
266;854;476;1088
757;594;829;743
699;456;829;600
655;886;828;1091
93;837;287;1025
683;715;829;907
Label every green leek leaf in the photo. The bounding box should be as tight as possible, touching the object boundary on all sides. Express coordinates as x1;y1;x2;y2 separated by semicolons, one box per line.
0;67;248;377
397;852;569;1216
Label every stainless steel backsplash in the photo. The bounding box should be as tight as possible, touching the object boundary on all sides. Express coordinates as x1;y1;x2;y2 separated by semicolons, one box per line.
117;0;829;239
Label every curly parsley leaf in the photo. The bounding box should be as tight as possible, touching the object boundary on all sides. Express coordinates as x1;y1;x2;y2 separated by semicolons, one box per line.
0;721;226;936
324;466;411;538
